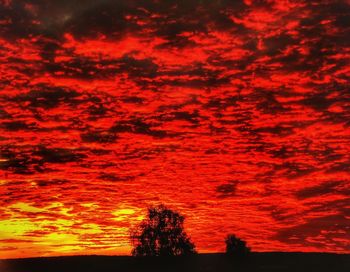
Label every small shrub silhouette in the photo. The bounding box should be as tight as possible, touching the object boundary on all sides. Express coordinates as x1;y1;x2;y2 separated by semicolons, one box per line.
130;204;197;257
225;234;251;258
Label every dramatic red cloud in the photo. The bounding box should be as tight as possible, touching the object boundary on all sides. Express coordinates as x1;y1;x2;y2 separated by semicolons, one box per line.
0;0;349;258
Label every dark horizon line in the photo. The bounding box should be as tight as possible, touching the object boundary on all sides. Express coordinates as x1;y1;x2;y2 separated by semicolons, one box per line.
2;251;349;261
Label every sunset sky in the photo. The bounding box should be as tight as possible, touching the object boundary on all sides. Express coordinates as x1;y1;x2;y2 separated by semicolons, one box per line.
0;0;349;259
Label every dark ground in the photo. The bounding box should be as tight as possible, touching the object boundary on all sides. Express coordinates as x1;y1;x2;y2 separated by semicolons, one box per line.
1;253;349;272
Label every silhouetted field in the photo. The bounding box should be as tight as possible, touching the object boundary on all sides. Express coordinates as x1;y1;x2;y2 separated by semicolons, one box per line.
1;253;349;272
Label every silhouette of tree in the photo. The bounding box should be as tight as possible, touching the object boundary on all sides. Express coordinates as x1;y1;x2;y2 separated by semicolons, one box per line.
225;234;251;258
130;204;196;256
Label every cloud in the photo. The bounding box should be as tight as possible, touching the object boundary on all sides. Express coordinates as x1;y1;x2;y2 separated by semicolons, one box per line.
0;0;350;257
12;85;81;109
110;118;168;138
35;146;86;163
1;120;38;131
80;130;117;143
0;146;41;174
295;181;346;200
216;183;237;198
273;214;350;250
98;173;136;182
35;179;70;187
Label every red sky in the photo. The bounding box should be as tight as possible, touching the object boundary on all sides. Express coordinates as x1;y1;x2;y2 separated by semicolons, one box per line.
0;0;349;259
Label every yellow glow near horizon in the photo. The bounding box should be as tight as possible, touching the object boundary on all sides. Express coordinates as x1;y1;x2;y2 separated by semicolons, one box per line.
36;233;80;245
79;223;102;234
10;202;44;213
80;203;99;208
113;208;136;221
0;218;37;236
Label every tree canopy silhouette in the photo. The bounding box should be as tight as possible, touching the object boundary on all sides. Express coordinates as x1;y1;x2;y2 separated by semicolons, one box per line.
130;204;196;257
225;234;251;258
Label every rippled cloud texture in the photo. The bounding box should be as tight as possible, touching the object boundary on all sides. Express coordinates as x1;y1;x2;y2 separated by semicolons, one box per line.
0;0;349;258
